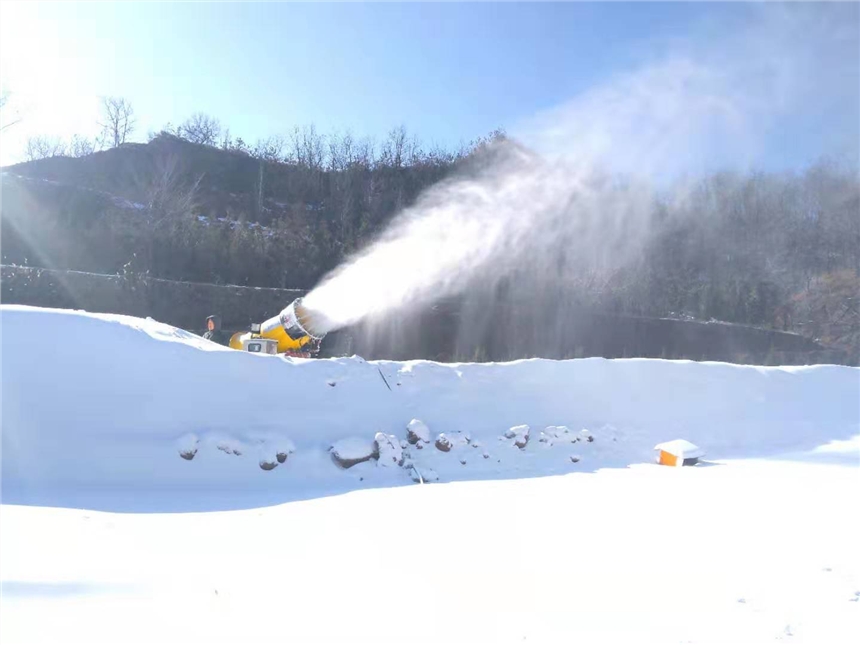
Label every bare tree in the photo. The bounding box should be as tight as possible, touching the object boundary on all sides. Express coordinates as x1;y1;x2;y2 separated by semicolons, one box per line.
24;135;67;161
252;135;286;162
289;124;326;170
406;133;423;166
380;125;408;168
69;134;96;158
328;130;356;171
147;123;178;142
426;142;455;166
139;153;202;223
178;112;221;146
133;151;203;274
354;135;375;167
220;128;232;150
98;96;135;148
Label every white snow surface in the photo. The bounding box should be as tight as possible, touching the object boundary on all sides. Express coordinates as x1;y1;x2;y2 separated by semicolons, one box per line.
2;305;859;644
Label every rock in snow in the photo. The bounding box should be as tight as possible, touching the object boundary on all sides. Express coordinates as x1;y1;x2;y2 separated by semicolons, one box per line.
176;433;199;461
331;438;378;469
374;432;404;467
259;458;278;471
406;419;431;444
258;445;281;471
508;425;530;449
541;426;571;443
435;434;453;452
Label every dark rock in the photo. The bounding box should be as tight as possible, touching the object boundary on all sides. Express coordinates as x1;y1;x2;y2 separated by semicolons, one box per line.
373;433;404;467
406;420;431;445
259;459;278;471
331;452;374;469
179;448;197;461
276;452;288;463
435;434;452;452
330;440;379;469
508;425;530;449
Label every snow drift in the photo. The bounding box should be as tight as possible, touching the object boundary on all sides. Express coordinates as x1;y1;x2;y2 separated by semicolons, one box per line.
1;305;858;512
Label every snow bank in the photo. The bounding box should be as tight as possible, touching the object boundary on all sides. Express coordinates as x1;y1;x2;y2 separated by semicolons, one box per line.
1;305;858;512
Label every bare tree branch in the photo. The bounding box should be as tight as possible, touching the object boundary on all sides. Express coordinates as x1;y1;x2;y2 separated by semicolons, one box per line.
24;135;67;161
69;134;96;158
178;113;221;146
252;135;286;162
98;96;136;148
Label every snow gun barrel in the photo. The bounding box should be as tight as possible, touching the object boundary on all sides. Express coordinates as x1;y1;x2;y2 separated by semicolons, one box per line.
230;298;326;355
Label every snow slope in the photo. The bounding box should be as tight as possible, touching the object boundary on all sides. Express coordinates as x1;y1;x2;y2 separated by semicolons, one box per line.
1;304;858;511
1;305;859;644
2;459;859;644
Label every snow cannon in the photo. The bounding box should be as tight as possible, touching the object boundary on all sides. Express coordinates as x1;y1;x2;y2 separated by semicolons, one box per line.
229;298;327;357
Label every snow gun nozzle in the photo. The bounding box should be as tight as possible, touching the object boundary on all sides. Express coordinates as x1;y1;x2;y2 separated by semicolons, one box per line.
279;298;327;341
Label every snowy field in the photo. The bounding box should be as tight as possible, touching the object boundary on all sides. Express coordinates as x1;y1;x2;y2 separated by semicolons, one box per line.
1;305;859;644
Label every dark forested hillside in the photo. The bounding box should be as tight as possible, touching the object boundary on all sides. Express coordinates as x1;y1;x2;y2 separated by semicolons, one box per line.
2;127;858;361
2;129;501;287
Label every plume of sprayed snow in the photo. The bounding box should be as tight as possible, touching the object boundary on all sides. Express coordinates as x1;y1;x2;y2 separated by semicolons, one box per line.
303;4;858;333
305;149;653;331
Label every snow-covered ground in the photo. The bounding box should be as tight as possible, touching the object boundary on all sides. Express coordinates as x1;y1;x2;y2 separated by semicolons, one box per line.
1;305;858;644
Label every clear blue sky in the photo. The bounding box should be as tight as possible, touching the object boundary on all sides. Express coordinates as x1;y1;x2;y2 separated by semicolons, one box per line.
1;2;857;171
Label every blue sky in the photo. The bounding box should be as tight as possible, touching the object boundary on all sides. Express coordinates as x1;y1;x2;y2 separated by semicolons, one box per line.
1;2;857;171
